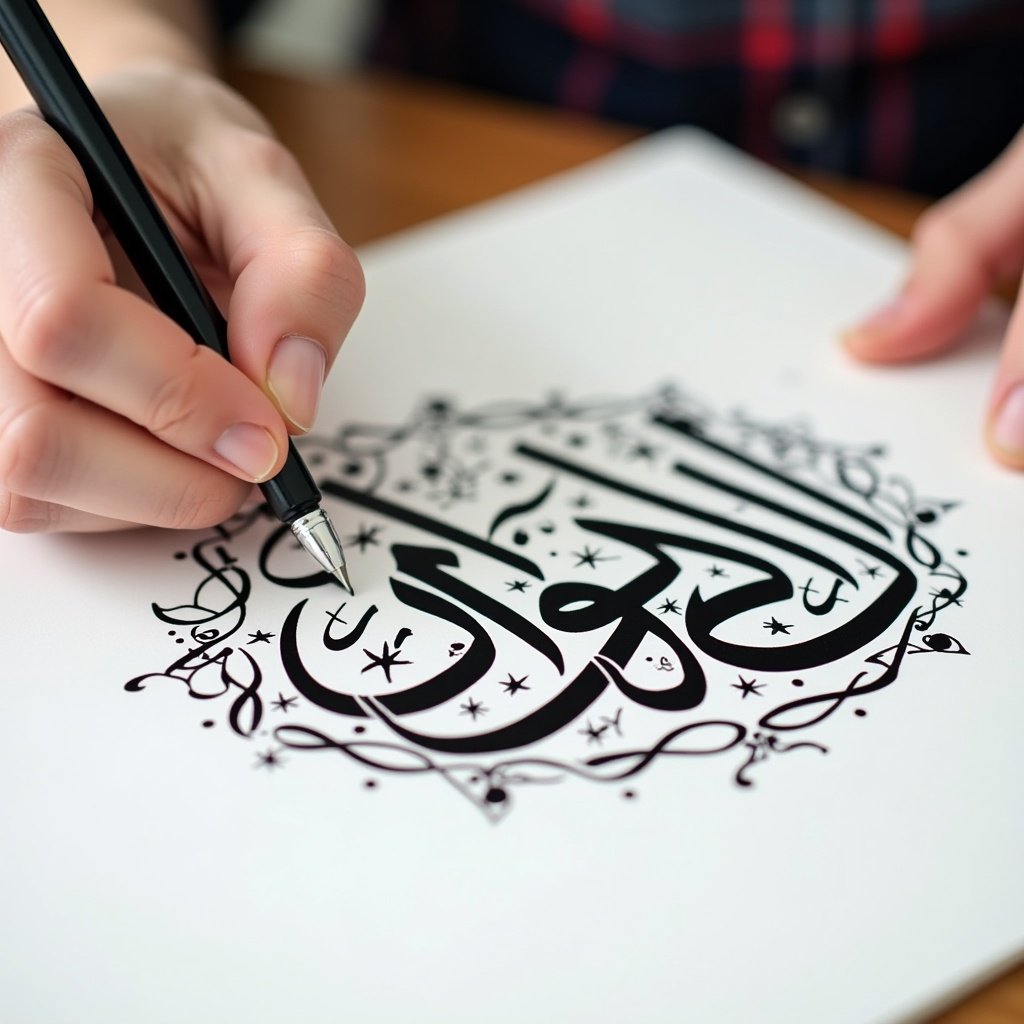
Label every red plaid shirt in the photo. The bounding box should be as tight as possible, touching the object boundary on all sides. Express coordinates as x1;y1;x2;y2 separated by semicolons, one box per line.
216;0;1024;195
369;0;1024;195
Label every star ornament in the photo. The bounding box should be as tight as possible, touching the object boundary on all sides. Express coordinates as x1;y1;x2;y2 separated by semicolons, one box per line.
361;641;413;683
460;698;488;720
579;720;609;745
254;749;285;770
763;617;793;635
572;545;615;569
247;630;274;644
628;442;657;461
500;674;530;695
347;523;382;554
732;676;764;699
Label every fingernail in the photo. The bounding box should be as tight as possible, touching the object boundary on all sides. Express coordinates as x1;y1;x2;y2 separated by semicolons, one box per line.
267;335;326;432
842;295;910;345
213;424;280;482
992;385;1024;456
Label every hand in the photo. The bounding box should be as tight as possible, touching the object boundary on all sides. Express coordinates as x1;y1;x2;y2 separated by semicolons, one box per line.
843;128;1024;470
0;63;364;532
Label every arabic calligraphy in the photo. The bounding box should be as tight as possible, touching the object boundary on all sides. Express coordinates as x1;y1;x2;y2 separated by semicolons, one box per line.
126;386;970;818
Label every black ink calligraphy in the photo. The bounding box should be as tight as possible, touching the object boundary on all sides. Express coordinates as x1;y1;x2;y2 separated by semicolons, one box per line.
127;387;971;818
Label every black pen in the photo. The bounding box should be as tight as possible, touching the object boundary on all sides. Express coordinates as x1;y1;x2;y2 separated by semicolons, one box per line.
0;0;353;592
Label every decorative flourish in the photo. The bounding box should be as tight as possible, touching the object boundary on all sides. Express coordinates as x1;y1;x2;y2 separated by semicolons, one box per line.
735;733;827;787
127;386;971;820
126;510;265;737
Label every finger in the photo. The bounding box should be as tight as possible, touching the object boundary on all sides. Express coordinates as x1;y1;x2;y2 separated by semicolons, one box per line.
188;127;365;432
0;490;139;533
0;112;290;484
7;285;288;484
0;395;253;529
0;341;251;530
844;128;1024;363
0;320;134;532
985;276;1024;469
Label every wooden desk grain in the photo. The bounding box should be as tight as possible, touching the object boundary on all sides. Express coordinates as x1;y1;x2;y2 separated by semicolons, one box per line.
227;64;1022;1024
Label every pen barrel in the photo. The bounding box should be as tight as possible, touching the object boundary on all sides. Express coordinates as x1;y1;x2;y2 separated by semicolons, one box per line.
0;0;227;357
0;0;324;524
261;443;321;522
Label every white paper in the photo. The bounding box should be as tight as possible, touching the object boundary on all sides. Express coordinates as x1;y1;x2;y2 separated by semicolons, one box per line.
2;129;1021;1024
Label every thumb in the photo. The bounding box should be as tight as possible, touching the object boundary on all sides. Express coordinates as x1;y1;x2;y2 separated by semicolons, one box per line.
843;127;1024;363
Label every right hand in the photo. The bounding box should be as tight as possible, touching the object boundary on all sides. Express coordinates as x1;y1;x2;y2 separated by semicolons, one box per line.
0;62;364;533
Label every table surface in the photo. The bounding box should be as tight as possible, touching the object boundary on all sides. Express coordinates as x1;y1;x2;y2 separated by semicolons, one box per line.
226;63;1023;1024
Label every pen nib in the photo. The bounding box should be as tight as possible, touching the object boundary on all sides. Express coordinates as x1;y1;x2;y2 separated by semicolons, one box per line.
333;564;355;596
289;508;354;592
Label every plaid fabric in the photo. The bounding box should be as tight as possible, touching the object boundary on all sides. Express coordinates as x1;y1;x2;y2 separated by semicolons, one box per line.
215;0;1024;195
369;0;1024;195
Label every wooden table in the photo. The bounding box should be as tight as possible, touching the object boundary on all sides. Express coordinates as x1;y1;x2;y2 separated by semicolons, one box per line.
227;64;1022;1024
227;65;936;246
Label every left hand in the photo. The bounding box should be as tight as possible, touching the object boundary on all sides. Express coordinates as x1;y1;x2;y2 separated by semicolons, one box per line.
842;127;1024;470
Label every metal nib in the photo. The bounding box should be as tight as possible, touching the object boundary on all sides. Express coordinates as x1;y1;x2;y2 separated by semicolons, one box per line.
290;508;354;593
333;564;354;596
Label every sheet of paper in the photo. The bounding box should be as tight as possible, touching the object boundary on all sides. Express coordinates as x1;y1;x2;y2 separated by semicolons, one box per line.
3;129;1021;1024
